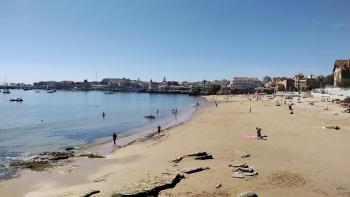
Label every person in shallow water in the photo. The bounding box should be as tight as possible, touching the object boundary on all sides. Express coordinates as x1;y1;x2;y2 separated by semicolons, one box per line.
157;125;161;135
113;132;117;147
102;112;105;118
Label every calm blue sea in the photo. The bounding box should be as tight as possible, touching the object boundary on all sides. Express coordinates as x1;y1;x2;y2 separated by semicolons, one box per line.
0;90;200;178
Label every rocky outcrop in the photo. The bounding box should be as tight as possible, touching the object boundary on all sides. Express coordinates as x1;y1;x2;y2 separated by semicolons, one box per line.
79;153;105;159
9;160;53;171
113;173;185;197
9;151;74;171
171;152;213;163
229;163;258;179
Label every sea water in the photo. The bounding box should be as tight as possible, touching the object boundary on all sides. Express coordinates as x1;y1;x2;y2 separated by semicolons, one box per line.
0;90;200;178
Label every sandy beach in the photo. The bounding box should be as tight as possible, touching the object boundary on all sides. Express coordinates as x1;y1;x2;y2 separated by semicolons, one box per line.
1;95;350;197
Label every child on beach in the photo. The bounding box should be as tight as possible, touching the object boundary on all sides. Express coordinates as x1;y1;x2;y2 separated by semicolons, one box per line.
157;125;161;135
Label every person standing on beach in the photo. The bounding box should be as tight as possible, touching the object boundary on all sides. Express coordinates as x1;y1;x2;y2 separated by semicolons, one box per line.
157;125;161;135
113;132;117;147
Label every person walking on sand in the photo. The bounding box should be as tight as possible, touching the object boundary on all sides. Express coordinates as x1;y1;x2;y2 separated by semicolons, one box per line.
113;132;117;147
157;125;161;135
249;107;252;112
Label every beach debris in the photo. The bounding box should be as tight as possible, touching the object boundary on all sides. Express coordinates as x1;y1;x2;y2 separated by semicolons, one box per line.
228;163;248;168
232;150;250;158
215;182;222;189
238;191;258;197
335;186;346;191
181;167;210;174
343;109;350;113
114;173;184;197
229;163;258;179
322;126;340;130
232;172;245;178
79;153;105;159
83;190;100;197
171;152;213;163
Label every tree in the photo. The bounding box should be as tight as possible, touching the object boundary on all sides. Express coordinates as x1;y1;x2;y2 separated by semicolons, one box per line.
317;75;326;88
208;84;221;95
325;73;334;86
337;79;350;88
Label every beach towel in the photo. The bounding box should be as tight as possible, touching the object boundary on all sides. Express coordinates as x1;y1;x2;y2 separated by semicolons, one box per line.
242;135;258;140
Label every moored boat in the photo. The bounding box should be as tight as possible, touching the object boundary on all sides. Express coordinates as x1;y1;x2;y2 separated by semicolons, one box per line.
9;98;23;102
144;114;156;119
105;91;114;94
2;89;10;94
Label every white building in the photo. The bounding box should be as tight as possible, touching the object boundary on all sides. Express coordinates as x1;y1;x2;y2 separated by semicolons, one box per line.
230;77;262;89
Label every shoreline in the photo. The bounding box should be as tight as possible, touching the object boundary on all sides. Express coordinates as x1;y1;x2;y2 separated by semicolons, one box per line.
1;95;349;196
0;99;206;182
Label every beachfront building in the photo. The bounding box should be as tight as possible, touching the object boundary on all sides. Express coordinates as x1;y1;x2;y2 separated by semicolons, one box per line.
230;77;262;90
333;59;350;86
294;74;318;91
273;77;294;91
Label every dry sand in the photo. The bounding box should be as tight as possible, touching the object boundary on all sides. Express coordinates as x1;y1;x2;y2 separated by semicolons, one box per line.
1;95;350;197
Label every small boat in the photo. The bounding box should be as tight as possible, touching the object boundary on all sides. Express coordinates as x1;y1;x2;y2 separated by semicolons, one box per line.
23;87;32;91
47;89;56;93
10;98;23;102
105;91;114;94
2;89;10;94
144;114;156;119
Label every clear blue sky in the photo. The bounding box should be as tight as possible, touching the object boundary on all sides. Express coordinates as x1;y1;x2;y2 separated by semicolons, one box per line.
0;0;349;83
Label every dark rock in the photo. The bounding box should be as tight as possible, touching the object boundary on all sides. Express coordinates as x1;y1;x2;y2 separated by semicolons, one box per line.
194;155;213;160
187;152;209;157
171;157;183;163
79;153;105;159
65;147;75;151
83;190;100;197
39;151;74;161
113;173;184;197
181;167;210;174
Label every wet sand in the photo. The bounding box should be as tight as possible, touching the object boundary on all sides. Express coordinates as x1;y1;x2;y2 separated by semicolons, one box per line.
1;95;350;197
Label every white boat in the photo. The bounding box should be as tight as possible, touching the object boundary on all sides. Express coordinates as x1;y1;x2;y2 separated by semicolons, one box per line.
47;89;56;93
2;89;10;94
105;91;114;94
